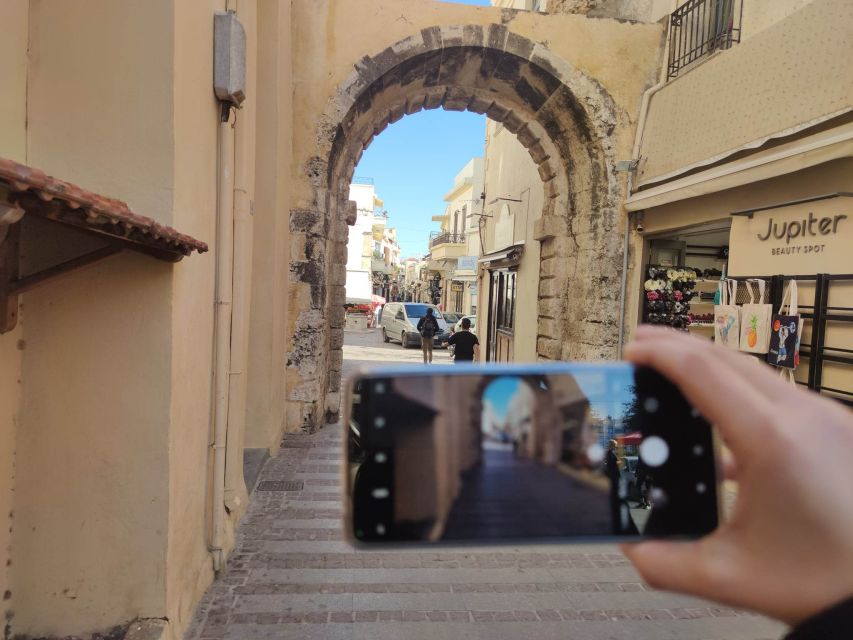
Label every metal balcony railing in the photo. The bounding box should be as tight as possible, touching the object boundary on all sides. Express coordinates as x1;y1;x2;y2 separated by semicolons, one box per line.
430;232;465;248
667;0;741;79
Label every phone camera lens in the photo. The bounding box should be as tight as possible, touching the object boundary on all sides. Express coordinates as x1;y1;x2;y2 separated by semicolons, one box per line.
692;444;704;456
643;397;659;413
696;482;707;494
375;524;387;535
374;452;387;463
374;416;386;429
374;382;386;394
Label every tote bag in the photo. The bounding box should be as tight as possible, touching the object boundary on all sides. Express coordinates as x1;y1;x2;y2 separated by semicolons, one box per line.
714;279;740;349
738;279;773;354
768;280;804;373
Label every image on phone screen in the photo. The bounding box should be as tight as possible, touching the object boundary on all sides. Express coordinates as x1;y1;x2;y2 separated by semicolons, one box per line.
346;364;718;543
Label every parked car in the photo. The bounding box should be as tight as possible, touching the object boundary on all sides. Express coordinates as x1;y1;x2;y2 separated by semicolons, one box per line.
379;302;451;348
441;311;464;327
448;315;477;357
454;314;477;335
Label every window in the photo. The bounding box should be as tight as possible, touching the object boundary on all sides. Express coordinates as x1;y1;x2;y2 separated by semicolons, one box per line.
497;270;517;331
667;0;741;79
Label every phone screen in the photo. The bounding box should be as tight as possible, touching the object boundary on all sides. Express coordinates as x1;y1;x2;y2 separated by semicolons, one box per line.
346;364;718;543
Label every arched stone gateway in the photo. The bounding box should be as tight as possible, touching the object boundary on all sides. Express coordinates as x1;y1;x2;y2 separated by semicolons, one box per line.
288;8;664;431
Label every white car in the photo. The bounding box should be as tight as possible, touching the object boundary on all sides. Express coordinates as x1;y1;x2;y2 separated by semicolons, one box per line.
453;315;477;335
379;302;451;348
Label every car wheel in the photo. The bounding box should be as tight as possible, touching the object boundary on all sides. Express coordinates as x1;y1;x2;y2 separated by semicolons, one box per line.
382;328;389;343
401;332;409;348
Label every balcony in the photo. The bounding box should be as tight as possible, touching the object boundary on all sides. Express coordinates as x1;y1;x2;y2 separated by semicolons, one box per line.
429;232;466;261
667;0;741;80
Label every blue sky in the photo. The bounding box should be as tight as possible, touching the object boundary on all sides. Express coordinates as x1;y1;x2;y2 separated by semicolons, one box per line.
354;109;487;258
482;377;522;418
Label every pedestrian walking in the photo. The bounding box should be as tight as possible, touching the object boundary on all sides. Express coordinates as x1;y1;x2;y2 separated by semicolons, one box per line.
443;317;479;363
416;307;439;364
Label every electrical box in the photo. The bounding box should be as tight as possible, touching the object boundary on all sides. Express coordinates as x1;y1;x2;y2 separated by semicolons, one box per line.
213;11;246;106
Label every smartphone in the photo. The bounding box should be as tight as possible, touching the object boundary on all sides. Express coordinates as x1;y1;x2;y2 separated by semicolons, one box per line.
344;363;720;544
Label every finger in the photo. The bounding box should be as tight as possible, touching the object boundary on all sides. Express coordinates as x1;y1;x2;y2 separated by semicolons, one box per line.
633;325;796;401
621;540;715;597
625;330;775;455
722;449;737;480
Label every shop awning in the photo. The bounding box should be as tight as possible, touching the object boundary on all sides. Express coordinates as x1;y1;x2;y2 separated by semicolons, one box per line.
0;158;208;260
478;243;524;268
0;157;208;334
616;432;642;446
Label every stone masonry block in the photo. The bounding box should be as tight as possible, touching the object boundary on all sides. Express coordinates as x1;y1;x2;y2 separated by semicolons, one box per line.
537;317;559;340
537;336;561;360
468;95;494;115
504;31;535;61
328;348;344;372
538;277;559;298
539;297;562;319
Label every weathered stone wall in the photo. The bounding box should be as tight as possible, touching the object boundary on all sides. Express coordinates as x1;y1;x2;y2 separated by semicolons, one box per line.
288;0;664;431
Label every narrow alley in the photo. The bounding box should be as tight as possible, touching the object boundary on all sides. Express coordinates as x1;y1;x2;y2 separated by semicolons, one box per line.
184;328;785;640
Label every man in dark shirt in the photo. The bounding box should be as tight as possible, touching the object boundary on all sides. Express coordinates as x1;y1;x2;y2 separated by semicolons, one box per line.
443;317;479;363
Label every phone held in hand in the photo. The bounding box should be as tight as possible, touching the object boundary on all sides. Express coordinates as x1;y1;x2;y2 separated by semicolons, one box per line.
344;363;720;545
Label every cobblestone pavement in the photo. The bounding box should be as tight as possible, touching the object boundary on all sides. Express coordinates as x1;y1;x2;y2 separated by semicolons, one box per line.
185;329;786;640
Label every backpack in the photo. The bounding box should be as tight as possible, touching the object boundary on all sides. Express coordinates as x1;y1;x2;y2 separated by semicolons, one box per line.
420;315;437;338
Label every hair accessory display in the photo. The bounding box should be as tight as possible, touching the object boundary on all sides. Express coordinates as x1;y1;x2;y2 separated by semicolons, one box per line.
643;264;698;331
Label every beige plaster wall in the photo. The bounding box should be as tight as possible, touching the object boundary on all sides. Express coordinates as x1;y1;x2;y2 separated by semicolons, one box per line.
246;0;291;446
166;0;224;634
0;0;28;622
638;0;852;185
625;158;853;338
13;254;173;636
480;120;544;363
10;1;178;635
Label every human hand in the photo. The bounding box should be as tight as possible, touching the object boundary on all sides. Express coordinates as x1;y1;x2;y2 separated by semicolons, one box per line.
622;325;853;625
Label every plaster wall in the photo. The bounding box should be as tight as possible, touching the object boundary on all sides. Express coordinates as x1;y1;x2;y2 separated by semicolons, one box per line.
166;0;229;634
480;120;544;363
9;1;175;635
245;0;292;449
0;0;28;625
638;0;852;185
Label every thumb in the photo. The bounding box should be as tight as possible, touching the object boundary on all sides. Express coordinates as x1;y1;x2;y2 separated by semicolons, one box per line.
620;540;710;595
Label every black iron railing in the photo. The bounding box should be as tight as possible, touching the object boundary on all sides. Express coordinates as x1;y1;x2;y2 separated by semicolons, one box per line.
667;0;741;79
430;232;465;248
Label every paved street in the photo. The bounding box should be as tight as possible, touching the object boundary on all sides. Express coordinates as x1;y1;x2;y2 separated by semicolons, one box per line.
185;329;785;640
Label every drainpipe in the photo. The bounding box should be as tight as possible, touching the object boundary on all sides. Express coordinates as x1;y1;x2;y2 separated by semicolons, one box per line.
211;103;235;571
616;169;634;360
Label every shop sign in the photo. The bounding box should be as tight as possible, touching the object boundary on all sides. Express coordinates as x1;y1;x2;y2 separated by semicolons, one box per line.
457;256;477;271
450;283;464;292
729;194;851;276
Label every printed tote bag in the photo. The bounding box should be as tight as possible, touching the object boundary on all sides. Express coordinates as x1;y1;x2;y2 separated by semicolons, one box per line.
714;279;740;349
738;279;773;354
768;279;804;372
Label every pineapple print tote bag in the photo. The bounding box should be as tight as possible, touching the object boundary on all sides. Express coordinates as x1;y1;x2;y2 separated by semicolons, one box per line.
714;279;740;349
738;279;773;354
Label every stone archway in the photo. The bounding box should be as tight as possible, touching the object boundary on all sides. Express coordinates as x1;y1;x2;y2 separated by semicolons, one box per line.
287;15;663;431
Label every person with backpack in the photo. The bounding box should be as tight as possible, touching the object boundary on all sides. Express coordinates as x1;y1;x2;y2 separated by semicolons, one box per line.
416;307;439;364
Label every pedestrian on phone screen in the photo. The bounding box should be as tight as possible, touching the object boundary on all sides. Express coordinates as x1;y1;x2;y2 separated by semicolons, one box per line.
442;317;479;363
